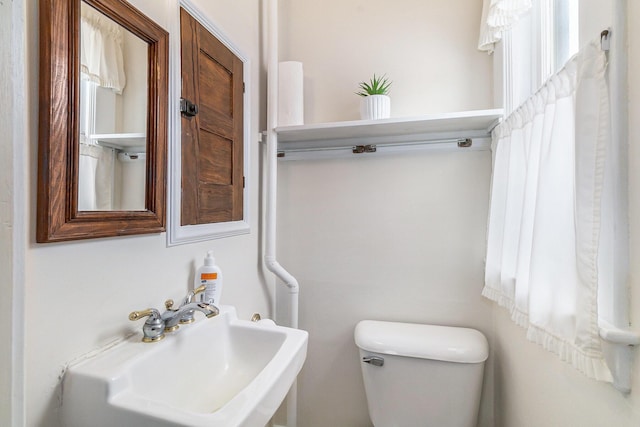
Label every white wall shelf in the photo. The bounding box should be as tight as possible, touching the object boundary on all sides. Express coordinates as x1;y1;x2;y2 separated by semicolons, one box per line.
274;109;503;159
90;133;147;151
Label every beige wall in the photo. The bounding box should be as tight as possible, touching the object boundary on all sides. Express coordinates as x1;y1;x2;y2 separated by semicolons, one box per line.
120;30;148;134
16;1;270;426
277;152;495;426
276;0;494;425
628;0;640;417
279;0;493;124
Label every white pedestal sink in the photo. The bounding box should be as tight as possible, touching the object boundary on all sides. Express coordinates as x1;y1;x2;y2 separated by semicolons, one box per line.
61;306;308;427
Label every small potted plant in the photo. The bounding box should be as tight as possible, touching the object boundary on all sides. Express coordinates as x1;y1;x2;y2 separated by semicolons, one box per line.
356;74;392;120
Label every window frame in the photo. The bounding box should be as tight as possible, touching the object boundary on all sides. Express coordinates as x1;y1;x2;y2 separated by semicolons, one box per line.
500;0;579;114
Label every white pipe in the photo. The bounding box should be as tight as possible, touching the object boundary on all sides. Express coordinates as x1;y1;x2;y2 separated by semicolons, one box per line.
265;0;299;329
265;0;300;425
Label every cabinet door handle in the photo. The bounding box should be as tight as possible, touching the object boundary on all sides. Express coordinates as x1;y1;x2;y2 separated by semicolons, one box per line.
180;97;199;117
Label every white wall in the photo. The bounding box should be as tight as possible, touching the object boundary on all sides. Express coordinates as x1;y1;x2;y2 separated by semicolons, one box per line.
14;1;270;426
276;1;494;425
1;0;27;425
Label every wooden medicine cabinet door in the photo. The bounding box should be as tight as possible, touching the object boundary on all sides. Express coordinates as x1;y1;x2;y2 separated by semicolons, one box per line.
180;7;244;225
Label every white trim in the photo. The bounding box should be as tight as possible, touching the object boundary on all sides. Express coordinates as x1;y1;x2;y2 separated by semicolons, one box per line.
79;78;97;138
501;29;514;113
167;0;252;246
535;0;554;88
608;0;630;330
1;0;27;424
600;0;634;394
13;3;27;425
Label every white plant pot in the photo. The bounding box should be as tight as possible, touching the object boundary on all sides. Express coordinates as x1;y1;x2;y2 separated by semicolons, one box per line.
360;94;391;120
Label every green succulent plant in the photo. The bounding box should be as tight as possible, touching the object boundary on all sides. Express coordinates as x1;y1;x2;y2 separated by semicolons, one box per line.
356;74;392;97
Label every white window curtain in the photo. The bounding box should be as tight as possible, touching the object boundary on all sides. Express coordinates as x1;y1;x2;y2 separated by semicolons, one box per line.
484;40;613;382
80;3;126;94
78;143;115;211
478;0;532;53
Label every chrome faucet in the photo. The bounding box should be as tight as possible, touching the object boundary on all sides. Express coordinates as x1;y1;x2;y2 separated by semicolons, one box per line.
176;284;207;324
129;286;219;342
163;300;219;331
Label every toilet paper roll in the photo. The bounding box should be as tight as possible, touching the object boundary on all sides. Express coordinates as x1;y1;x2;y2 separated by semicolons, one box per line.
278;61;304;127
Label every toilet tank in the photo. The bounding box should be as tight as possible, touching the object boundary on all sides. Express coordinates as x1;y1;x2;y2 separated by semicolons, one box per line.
354;320;489;427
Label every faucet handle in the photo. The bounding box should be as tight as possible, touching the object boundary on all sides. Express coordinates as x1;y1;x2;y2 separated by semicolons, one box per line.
161;300;182;332
129;308;160;321
128;308;165;343
194;284;206;296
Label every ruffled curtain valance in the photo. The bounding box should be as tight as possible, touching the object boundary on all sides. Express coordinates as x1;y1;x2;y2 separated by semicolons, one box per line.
80;3;126;93
478;0;532;53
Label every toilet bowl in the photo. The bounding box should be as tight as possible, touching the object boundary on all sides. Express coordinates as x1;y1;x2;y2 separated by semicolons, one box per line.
354;320;488;427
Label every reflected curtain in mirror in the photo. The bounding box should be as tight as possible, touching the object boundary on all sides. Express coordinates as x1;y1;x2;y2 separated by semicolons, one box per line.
78;143;115;210
80;4;126;93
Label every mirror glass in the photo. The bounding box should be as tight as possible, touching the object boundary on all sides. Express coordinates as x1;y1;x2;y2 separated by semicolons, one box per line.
78;2;148;211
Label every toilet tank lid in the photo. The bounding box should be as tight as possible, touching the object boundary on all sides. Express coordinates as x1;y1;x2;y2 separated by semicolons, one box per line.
354;320;488;364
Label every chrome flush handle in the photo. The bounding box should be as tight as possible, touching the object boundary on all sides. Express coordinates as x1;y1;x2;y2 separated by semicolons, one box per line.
362;356;384;367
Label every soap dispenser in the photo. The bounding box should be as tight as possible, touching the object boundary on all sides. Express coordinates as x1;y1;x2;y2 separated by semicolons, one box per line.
195;251;223;306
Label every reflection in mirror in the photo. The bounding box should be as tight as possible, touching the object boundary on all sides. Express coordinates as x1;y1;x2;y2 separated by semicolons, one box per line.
78;2;148;211
37;0;168;242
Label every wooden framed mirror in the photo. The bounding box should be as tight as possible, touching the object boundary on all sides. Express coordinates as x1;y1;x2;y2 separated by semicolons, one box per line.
37;0;168;242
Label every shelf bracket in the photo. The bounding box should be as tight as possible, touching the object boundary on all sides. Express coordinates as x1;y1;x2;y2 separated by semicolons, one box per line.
352;145;377;154
457;138;472;148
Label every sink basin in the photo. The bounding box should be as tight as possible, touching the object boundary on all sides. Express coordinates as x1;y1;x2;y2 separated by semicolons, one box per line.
61;306;308;427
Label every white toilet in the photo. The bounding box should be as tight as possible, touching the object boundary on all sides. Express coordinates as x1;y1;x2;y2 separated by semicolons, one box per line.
354;320;488;427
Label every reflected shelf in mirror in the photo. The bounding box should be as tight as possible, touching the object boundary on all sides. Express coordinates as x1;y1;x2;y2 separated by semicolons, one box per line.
89;133;147;150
